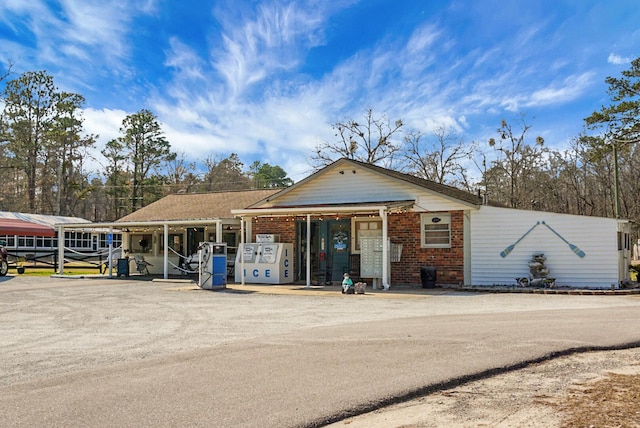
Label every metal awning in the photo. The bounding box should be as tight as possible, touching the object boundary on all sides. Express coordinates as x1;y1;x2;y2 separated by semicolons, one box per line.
0;218;56;237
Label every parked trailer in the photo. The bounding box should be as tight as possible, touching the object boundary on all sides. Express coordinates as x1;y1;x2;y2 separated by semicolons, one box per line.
0;210;124;272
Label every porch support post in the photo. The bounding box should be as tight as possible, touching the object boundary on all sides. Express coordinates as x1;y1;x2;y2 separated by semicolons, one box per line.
240;217;245;285
108;226;113;278
306;214;311;288
380;208;390;290
163;224;169;279
216;220;223;243
57;226;64;275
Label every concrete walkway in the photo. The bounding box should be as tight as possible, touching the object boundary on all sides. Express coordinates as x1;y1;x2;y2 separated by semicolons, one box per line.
154;277;640;296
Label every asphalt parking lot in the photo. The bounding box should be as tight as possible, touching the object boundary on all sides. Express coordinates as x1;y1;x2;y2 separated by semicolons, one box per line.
2;275;640;427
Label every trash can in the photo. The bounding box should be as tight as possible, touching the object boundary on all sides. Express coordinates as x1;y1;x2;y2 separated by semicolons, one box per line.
420;266;436;288
117;258;130;277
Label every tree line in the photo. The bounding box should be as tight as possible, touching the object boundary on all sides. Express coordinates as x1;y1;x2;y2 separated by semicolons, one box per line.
0;68;293;221
1;58;639;229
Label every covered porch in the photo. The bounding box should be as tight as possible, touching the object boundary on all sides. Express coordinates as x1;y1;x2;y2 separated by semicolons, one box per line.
232;201;414;289
54;218;241;279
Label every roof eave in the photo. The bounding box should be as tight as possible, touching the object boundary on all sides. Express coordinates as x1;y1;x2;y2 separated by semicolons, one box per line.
232;201;414;217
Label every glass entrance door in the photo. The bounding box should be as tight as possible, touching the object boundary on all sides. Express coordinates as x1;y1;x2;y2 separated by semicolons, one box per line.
327;220;350;282
297;219;350;283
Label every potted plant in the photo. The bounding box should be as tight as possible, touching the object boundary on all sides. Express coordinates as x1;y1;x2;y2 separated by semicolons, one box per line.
17;257;25;274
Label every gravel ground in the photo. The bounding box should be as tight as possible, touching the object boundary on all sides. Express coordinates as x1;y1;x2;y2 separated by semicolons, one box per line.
3;276;640;427
6;276;635;388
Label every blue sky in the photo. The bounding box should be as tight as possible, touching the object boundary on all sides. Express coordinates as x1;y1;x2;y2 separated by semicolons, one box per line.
1;0;639;182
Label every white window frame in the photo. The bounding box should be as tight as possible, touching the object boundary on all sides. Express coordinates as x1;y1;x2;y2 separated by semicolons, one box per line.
421;213;451;248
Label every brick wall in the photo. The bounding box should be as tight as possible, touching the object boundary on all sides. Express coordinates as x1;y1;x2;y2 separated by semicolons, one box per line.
252;217;299;279
388;211;464;286
251;217;297;244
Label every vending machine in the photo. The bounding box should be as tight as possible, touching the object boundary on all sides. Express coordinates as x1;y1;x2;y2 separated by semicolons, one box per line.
234;243;293;284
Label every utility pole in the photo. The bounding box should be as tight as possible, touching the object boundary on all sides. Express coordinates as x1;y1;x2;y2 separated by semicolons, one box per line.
613;140;620;219
612;136;640;219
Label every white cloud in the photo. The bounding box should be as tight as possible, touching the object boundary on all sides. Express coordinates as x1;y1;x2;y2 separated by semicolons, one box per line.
59;0;132;59
0;0;156;80
82;107;126;149
141;2;353;180
211;1;327;99
608;53;631;65
0;0;48;29
78;107;127;176
525;72;594;107
164;38;206;81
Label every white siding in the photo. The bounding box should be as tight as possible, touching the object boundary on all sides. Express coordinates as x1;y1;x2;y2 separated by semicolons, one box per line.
415;195;473;212
269;163;470;210
470;206;619;288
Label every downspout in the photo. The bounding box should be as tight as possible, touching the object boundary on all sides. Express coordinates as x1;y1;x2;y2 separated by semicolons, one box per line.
380;207;390;290
306;214;311;288
57;226;64;275
163;224;169;280
463;211;471;286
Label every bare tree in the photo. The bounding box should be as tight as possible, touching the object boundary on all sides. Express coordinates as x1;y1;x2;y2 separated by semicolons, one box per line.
485;115;545;209
403;126;475;188
310;108;403;169
164;151;198;194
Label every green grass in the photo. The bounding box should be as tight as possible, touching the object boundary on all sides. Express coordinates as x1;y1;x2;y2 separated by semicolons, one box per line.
11;268;103;276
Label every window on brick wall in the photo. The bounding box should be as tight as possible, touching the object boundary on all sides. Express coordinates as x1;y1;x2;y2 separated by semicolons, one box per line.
421;213;451;248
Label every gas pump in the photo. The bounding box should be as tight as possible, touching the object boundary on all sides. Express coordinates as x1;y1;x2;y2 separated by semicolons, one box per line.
198;242;227;290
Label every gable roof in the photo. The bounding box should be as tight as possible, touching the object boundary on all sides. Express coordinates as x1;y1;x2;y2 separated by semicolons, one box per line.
248;158;481;208
117;189;279;222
